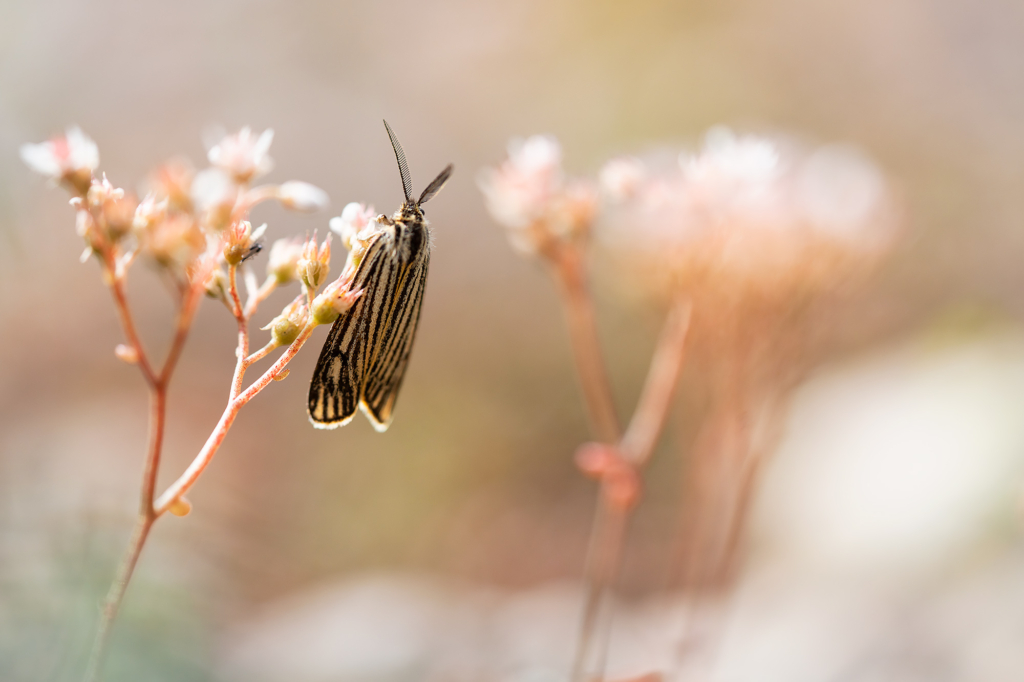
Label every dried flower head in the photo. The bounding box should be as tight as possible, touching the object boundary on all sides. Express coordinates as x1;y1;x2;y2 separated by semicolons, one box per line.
207;127;274;183
479;135;598;256
20;126;99;195
266;237;305;285
297;232;331;291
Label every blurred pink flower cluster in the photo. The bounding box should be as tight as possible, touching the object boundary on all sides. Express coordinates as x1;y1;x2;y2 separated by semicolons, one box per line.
599;127;896;301
480;127;896;303
478;136;598;256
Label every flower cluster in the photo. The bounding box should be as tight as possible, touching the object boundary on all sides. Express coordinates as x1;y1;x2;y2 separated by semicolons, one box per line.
599;127;896;303
478;136;598;257
20;126;359;347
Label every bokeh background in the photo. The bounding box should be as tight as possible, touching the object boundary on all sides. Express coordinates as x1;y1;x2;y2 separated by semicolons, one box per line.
4;0;1024;680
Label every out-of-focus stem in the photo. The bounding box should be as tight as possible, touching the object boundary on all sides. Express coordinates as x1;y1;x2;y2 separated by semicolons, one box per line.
550;246;621;445
552;239;692;682
86;256;202;682
621;300;692;466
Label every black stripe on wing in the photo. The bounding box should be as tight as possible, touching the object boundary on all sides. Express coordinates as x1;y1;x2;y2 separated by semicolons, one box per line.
307;235;392;428
360;249;430;431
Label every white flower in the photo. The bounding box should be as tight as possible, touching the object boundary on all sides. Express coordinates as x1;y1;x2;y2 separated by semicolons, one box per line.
207;127;274;182
478;135;563;230
599;127;895;300
278;181;330;212
329;202;377;250
20;126;99;192
599;157;646;201
190;167;239;232
133;192;169;232
86;173;124;209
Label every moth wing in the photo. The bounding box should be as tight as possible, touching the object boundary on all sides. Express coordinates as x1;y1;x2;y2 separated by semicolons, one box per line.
307;236;392;428
360;248;430;432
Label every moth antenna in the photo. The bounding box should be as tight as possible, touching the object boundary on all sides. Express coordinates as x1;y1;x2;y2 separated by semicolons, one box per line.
418;164;454;205
383;120;413;204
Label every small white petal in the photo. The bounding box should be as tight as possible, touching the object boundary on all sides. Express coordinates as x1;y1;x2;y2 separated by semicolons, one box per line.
191;168;237;211
250;223;268;241
65;126;99;172
20;142;62;177
279;181;329;212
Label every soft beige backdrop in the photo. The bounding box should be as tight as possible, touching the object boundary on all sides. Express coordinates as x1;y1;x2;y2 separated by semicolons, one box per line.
3;0;1024;680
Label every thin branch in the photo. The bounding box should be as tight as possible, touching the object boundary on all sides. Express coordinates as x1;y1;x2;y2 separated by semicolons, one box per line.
550;246;621;445
620;298;693;466
105;267;157;386
567;291;694;682
152;320;316;517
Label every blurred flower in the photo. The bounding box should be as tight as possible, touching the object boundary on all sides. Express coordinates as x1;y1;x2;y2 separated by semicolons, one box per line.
311;275;362;325
133;193;169;233
599;157;646;202
20;126;99;195
191;167;239;232
277;181;330;212
138;213;205;273
223;220;267;266
297;233;331;291
267;237;305;284
479;135;597;256
207;127;274;183
143;158;194;212
205;266;229;301
600;127;896;302
87;174;136;240
329;202;378;251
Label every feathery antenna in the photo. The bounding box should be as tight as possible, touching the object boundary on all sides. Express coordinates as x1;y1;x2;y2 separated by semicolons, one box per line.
383;120;413;203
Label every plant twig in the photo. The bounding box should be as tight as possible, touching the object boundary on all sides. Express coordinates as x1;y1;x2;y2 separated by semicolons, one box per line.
551;241;693;682
550;246;621;445
85;253;202;682
153;320;315;516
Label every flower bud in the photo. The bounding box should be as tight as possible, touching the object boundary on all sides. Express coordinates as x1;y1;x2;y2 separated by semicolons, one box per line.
114;344;139;364
223;220;267;265
311;277;362;325
266;237;304;284
297;233;331;291
169;497;192;517
262;300;308;347
205;267;229;300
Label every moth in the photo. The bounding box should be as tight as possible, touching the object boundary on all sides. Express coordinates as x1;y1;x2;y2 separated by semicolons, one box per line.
308;121;453;431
